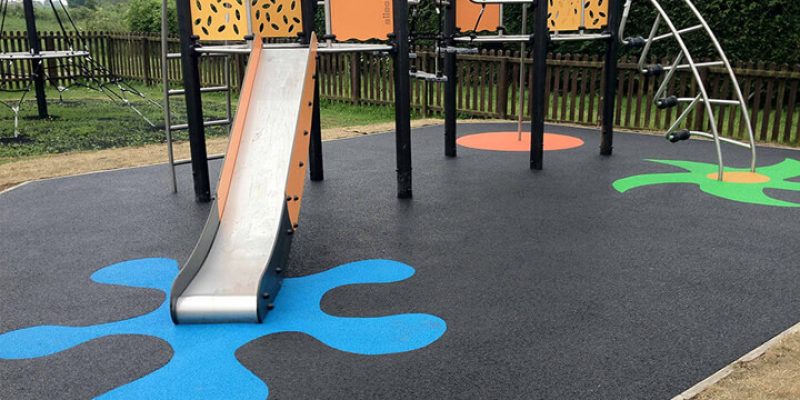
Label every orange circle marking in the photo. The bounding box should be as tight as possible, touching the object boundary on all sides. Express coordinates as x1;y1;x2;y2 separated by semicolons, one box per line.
456;132;584;152
705;171;771;184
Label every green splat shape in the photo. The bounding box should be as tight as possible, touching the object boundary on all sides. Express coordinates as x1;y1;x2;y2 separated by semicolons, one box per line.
613;158;800;208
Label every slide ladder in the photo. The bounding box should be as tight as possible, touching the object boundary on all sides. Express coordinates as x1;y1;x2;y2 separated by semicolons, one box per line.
170;38;318;324
620;0;756;179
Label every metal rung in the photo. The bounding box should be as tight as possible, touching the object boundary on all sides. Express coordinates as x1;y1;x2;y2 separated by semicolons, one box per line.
410;70;448;82
651;25;703;43
167;52;231;59
659;61;724;72
440;46;478;54
168;86;230;96
689;131;753;149
169;119;230;131
172;153;225;166
677;97;740;105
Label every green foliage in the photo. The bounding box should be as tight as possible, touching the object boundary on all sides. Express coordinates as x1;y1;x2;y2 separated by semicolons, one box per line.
125;0;177;34
0;1;130;32
409;1;800;64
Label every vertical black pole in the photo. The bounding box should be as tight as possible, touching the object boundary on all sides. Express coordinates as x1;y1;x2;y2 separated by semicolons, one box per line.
23;0;47;118
600;0;622;156
176;0;211;202
443;0;457;157
393;0;412;199
302;0;324;181
309;74;324;181
529;0;549;170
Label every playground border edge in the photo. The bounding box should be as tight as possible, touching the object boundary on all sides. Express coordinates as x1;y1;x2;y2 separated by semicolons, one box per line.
671;320;800;400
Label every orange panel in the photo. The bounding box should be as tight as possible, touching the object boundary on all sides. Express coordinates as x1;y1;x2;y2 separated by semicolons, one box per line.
330;0;393;41
548;0;608;31
190;0;248;41
251;0;304;38
285;35;318;229
456;0;501;32
216;41;263;219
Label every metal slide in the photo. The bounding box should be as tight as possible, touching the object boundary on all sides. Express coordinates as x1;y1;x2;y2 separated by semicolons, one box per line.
170;39;318;324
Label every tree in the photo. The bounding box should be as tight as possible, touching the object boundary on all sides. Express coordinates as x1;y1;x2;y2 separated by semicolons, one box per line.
126;0;177;34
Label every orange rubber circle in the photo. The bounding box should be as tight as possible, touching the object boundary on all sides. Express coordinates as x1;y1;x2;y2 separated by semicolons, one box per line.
706;171;771;184
456;132;584;152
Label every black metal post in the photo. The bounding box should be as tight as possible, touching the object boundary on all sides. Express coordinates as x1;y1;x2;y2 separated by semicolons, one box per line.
443;0;457;157
176;0;211;202
22;0;47;118
600;0;622;156
392;0;413;199
529;0;549;170
302;0;324;181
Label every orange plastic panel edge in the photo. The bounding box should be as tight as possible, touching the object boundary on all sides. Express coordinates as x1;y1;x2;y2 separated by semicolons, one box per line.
251;0;304;38
285;34;318;229
456;0;501;32
190;0;248;41
216;41;263;219
330;0;393;41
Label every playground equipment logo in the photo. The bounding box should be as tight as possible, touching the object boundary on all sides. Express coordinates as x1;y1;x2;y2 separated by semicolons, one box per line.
613;158;800;207
0;258;447;399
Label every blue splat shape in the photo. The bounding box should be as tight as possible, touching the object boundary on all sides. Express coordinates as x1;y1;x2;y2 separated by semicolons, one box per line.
0;258;447;399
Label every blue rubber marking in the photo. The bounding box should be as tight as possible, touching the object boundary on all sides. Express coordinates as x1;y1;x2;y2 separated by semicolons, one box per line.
0;258;447;399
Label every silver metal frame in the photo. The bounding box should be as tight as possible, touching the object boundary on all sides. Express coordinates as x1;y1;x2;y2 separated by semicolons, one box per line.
619;0;756;178
161;0;233;193
0;50;89;61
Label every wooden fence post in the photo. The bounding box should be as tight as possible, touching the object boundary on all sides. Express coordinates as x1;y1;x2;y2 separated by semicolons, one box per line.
497;50;509;119
43;33;58;86
350;52;361;104
142;35;152;85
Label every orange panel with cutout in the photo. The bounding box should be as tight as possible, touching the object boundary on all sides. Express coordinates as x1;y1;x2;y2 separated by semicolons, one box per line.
190;0;248;41
251;0;304;38
548;0;608;32
456;0;501;32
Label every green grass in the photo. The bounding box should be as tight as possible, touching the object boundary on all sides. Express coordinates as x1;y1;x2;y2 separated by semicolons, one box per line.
0;84;410;160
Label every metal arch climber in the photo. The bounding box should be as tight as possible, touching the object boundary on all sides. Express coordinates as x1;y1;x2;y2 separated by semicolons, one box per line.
619;0;757;179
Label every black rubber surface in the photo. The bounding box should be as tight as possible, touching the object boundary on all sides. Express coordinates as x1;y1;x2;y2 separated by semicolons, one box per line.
1;123;799;399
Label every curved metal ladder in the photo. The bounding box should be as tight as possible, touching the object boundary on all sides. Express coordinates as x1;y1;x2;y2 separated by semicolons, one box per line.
619;0;756;180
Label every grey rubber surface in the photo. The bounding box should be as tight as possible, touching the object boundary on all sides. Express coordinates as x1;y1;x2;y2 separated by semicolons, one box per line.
1;123;799;399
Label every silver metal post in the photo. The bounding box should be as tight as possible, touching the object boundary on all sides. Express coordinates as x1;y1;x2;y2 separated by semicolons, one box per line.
324;0;333;45
161;0;177;193
517;3;528;140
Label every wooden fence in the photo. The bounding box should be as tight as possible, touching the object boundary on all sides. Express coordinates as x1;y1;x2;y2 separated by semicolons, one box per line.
2;31;799;145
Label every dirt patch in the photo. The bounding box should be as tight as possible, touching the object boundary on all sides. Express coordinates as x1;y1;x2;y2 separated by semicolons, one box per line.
0;119;443;192
683;327;800;400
